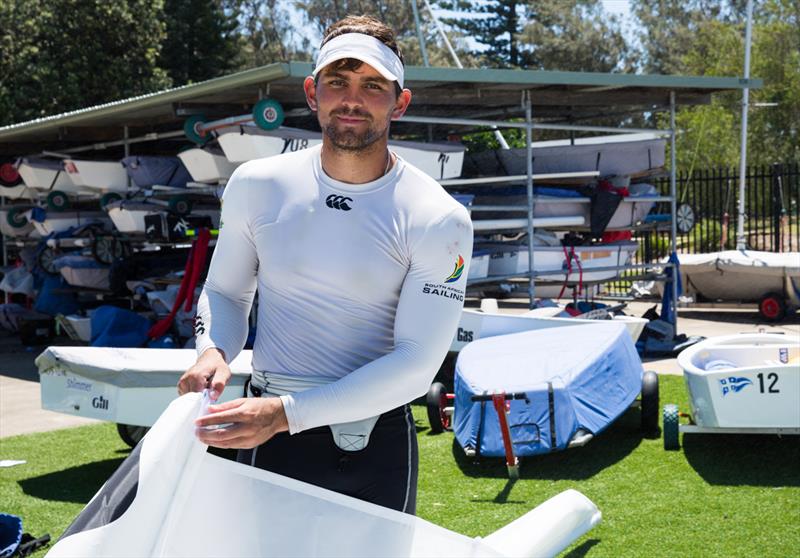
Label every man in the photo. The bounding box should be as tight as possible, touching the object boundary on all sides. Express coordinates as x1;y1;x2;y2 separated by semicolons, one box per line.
178;15;472;514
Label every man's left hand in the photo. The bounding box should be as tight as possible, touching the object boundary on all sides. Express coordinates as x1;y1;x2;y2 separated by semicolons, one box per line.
194;397;289;449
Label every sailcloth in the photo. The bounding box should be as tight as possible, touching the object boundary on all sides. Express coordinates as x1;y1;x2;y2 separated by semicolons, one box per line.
47;393;600;558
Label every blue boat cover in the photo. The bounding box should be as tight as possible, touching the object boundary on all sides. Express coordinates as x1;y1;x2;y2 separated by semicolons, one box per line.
453;322;643;457
121;156;192;188
53;254;107;270
91;306;151;348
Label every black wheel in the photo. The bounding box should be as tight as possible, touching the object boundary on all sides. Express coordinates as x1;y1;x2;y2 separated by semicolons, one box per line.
168;195;192;215
46;190;71;211
6;206;29;229
99;192;123;210
663;404;680;451
758;292;786;322
641;370;659;434
116;423;149;448
426;382;449;434
92;236;128;264
37;247;59;275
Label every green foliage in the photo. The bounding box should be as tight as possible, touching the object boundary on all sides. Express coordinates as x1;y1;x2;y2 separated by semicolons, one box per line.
160;0;241;85
647;0;799;170
0;0;171;126
435;0;631;71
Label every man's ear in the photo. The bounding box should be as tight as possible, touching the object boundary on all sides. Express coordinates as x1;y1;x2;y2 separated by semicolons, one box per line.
303;76;318;112
391;89;412;121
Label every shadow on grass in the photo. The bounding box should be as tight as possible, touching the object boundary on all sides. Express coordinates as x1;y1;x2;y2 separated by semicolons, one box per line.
19;458;125;503
563;539;601;557
683;432;800;487
452;408;645;481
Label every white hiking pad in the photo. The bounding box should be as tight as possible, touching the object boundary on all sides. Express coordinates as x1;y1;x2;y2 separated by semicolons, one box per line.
47;393;600;558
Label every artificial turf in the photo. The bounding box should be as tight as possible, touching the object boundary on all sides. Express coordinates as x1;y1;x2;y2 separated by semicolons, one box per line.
1;374;798;557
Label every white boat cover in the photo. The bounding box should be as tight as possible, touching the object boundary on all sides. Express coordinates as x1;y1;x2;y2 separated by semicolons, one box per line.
676;250;800;302
47;393;601;558
35;347;254;388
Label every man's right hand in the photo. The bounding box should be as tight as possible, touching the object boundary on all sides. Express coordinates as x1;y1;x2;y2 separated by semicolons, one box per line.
178;348;230;401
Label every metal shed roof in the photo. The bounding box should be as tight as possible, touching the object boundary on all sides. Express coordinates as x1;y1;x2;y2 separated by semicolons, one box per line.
0;61;761;156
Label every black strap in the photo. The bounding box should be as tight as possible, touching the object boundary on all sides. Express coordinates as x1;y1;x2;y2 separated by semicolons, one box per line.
475;399;487;461
547;382;557;451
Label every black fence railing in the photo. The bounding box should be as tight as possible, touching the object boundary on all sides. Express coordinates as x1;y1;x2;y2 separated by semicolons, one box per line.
606;162;800;297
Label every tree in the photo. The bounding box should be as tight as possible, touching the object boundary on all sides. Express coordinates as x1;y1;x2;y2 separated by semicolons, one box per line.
227;0;312;66
652;0;799;170
434;0;631;71
160;0;241;85
0;0;171;126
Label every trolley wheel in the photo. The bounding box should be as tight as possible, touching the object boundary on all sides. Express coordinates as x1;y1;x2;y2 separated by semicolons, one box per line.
640;370;659;434
0;161;22;187
758;292;786;322
184;115;208;145
252;98;284;130
6;206;29;229
37;247;59;275
168;195;192;215
46;190;71;211
92;236;128;264
676;203;695;234
426;382;449;434
99;192;123;210
663;404;680;451
116;423;150;448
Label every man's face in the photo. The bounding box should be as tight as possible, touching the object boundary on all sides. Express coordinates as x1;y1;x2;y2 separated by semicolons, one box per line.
305;62;411;152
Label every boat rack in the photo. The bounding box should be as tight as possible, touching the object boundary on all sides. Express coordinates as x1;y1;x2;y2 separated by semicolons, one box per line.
400;92;680;316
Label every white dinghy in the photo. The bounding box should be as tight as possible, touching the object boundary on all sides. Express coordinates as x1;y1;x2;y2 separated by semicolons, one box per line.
216;124;465;180
449;306;647;352
664;333;800;449
46;392;601;558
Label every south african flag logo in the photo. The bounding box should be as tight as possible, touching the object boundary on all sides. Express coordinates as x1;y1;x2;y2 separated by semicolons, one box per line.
445;255;465;283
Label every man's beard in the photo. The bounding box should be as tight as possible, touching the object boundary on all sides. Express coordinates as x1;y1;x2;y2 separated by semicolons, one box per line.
323;108;390;152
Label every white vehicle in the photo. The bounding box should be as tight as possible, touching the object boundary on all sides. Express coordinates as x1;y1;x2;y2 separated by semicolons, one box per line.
663;333;800;449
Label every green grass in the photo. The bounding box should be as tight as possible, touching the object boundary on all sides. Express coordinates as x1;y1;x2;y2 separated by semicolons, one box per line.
1;375;799;557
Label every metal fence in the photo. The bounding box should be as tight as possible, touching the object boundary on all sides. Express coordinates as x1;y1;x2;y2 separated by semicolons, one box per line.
607;162;800;296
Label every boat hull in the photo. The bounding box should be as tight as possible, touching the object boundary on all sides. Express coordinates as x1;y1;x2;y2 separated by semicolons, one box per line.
678;334;800;428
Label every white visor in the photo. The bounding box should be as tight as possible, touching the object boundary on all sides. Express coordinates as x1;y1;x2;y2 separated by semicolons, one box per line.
313;33;404;88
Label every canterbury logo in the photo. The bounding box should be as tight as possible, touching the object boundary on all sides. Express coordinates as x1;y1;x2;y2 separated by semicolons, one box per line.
326;194;353;211
193;316;205;335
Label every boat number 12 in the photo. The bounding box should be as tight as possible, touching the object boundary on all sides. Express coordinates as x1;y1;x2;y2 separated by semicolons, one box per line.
757;372;780;394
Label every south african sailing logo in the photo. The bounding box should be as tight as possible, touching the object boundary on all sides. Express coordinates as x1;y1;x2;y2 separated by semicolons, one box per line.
719;376;752;396
444;255;465;283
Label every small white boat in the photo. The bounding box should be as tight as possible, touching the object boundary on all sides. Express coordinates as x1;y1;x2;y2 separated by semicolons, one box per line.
105;200;220;234
663;333;800;449
470;183;659;231
64;159;130;193
177;146;239;184
479;241;639;283
467;133;666;179
26;208;109;236
16;157;84;194
216;124;466;180
449;306;648;351
673;250;800;320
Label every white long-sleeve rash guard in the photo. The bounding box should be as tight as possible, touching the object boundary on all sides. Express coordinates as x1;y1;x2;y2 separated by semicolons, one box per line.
195;144;472;434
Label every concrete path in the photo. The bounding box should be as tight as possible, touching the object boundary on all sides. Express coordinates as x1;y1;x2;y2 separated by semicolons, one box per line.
0;303;798;439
